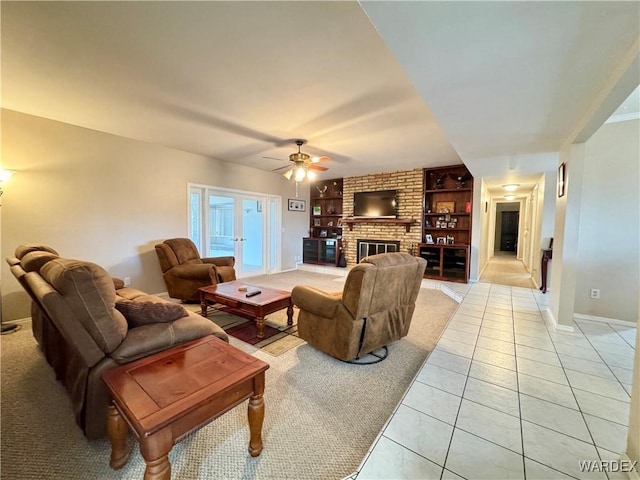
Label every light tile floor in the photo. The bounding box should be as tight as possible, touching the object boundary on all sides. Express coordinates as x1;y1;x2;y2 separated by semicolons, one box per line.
352;281;637;480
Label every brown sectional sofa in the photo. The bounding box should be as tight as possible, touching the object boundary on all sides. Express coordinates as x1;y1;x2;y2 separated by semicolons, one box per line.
7;244;228;440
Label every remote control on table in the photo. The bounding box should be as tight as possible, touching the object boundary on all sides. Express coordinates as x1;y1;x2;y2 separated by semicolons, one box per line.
245;290;261;298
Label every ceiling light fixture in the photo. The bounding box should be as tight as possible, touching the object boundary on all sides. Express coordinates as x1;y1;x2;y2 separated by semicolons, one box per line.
503;184;519;191
504;194;516;201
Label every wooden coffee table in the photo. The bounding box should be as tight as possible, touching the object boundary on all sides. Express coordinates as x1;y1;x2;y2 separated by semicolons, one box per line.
102;336;269;480
199;280;294;339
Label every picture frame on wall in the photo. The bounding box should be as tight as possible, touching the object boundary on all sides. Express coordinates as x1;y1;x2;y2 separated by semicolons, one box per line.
557;163;566;197
288;199;306;212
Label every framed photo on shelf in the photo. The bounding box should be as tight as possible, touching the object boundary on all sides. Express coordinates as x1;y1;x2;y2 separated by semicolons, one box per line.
425;234;434;244
312;205;322;215
319;229;328;238
436;201;455;214
313;218;321;226
288;199;306;212
436;237;446;245
446;235;455;245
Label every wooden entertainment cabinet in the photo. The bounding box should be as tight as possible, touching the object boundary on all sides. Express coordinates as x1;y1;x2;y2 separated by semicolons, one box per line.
419;165;473;283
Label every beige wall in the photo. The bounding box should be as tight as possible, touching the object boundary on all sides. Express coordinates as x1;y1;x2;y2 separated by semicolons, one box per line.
574;120;639;323
1;109;308;320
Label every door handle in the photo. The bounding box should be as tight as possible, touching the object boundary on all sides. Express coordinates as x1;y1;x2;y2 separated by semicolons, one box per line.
233;238;239;242
240;238;246;242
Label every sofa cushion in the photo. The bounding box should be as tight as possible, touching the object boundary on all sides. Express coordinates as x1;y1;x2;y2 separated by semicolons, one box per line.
15;244;59;259
115;299;187;327
40;258;128;353
21;251;60;273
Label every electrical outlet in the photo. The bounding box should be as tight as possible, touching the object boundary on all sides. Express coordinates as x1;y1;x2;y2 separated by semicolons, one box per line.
590;288;600;299
124;277;131;286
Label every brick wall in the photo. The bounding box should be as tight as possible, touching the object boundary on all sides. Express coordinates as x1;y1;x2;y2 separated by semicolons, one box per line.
342;169;423;266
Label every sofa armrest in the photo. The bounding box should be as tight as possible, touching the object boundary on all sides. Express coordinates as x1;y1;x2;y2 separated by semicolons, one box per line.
166;263;214;280
291;286;342;319
202;256;235;267
110;313;227;364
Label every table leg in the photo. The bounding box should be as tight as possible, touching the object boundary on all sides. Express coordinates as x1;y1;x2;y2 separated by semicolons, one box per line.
247;373;265;457
541;256;549;293
107;404;132;469
256;316;265;339
140;428;173;480
286;301;294;326
200;293;208;316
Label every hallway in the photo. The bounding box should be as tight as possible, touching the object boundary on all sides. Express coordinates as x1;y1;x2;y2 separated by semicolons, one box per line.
480;252;536;289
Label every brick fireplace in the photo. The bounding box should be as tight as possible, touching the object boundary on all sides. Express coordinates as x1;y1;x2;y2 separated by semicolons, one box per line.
342;169;423;266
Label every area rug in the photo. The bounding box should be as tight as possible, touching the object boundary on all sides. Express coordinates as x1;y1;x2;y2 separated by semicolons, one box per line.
1;269;459;480
183;303;305;357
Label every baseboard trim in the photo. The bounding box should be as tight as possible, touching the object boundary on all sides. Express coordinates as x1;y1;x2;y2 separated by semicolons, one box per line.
574;313;637;327
544;307;575;332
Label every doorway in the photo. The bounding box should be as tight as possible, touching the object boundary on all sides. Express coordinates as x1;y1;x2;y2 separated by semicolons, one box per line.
494;203;520;254
188;185;281;278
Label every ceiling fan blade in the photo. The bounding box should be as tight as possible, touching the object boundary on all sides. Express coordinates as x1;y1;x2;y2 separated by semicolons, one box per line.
311;155;332;163
263;156;287;162
309;164;329;172
271;165;292;172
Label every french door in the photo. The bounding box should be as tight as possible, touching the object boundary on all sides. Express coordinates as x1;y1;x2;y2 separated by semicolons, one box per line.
188;185;281;278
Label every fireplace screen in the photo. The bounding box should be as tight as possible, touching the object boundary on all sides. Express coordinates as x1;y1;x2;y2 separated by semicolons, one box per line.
357;239;401;263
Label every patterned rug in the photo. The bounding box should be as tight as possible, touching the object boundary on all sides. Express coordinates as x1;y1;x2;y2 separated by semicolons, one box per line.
183;302;305;357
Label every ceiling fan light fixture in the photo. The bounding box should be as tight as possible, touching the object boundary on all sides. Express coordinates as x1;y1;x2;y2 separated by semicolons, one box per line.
283;168;294;180
306;170;316;180
503;184;519;191
294;166;307;182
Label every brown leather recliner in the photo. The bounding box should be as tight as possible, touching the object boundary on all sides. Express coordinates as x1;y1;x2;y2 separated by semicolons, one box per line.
291;252;427;362
155;238;236;302
7;244;229;439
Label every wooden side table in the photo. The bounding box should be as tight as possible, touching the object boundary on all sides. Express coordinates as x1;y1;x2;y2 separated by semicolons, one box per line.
102;336;269;480
540;248;553;293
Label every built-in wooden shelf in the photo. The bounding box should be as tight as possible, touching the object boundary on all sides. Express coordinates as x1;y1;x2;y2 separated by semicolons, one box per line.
343;217;415;232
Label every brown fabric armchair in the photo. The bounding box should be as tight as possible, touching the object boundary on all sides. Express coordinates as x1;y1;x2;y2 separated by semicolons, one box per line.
155;238;236;302
292;252;427;362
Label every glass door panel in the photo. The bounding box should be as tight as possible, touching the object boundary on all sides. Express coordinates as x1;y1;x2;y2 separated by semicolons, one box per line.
208;195;235;258
240;198;264;276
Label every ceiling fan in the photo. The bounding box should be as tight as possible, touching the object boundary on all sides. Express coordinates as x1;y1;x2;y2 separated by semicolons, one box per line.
270;140;330;182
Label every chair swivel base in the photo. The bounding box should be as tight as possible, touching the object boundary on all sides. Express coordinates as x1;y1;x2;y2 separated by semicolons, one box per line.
346;346;389;365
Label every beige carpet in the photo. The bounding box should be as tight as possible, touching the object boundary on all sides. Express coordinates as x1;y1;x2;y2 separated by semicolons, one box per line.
0;270;458;480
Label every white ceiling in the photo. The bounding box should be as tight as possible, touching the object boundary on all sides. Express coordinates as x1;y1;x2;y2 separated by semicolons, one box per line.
2;1;638;189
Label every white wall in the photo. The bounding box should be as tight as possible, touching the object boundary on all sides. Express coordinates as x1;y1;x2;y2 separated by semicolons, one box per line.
1;109;309;320
574;120;640;323
475;180;492;280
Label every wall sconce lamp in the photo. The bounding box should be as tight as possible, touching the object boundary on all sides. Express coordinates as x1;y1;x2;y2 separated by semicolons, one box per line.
0;169;16;198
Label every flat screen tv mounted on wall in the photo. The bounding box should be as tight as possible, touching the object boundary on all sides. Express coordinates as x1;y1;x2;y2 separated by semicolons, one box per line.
353;190;398;218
